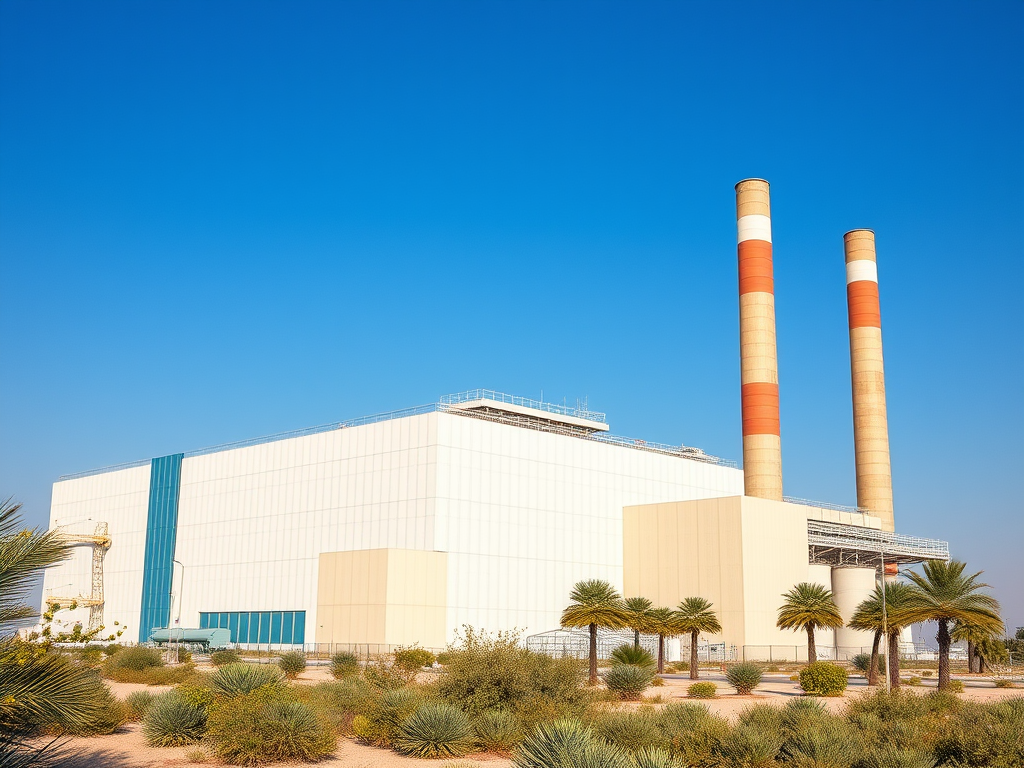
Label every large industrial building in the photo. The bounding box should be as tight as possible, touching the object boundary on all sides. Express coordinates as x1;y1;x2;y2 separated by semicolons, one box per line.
41;179;949;659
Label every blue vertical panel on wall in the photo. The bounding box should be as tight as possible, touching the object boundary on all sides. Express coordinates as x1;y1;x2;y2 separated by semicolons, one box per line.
293;612;305;644
138;454;184;643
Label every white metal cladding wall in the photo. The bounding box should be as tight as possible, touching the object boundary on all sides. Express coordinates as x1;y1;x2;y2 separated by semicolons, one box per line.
172;413;438;638
434;413;744;639
43;464;152;639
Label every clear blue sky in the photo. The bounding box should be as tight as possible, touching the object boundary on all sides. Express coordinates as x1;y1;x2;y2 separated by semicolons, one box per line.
2;2;1022;631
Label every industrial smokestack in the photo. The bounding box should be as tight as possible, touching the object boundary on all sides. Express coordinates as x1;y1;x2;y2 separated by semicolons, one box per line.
736;179;783;500
844;229;894;531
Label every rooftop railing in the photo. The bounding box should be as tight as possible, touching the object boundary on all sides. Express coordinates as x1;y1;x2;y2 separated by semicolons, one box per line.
440;389;607;423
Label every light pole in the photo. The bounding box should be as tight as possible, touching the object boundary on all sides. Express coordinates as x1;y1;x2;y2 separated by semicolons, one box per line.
173;560;185;663
880;551;890;692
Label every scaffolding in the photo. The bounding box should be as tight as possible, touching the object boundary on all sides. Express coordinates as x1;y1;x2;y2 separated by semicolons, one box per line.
807;519;949;567
45;522;110;631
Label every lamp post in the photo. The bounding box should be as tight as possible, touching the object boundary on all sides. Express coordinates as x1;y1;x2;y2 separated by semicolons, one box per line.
173;560;185;664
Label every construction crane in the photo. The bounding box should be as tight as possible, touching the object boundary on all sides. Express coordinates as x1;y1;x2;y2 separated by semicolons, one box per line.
45;522;111;632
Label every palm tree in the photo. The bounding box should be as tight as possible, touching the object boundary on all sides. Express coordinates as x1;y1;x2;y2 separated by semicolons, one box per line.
645;607;683;674
952;620;1007;674
905;559;1002;691
675;597;723;680
0;497;104;765
622;596;654;649
848;582;921;689
776;582;844;664
560;579;628;685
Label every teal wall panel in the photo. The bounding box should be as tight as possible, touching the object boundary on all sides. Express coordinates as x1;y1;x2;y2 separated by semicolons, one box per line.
138;454;183;643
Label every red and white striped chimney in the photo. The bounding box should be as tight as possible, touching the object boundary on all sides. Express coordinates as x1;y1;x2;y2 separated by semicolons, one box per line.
736;179;783;500
844;229;895;532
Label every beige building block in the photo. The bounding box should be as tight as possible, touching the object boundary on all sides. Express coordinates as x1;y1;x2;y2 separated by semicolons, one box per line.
315;548;448;649
623;496;812;651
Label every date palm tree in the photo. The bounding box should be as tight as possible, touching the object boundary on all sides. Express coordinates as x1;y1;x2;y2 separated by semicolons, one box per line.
776;582;844;664
560;579;627;685
1;497;103;765
675;597;723;680
849;582;921;689
645;607;683;674
905;559;1002;691
622;596;654;649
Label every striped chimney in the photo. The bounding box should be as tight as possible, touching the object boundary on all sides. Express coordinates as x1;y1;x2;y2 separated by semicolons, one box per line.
736;179;783;500
844;229;894;531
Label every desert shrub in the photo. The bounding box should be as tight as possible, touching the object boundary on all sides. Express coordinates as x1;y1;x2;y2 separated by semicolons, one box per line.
211;663;285;697
688;682;717;699
277;650;306;678
395;644;436;672
103;645;164;673
184;748;208;763
473;709;522;753
434;627;591;727
364;656;413;690
142;692;207;747
780;697;830;734
727;663;763;694
946;680;964;693
210;649;241;667
103;661;194;685
60;682;127;735
656;703;729;766
330;650;360;679
721;723;785;767
104;643;121;656
297;677;375;735
851;653;886;676
176;675;217;709
738;703;784;733
609;644;656;670
605;664;654;700
394;702;476;758
206;695;336;765
800;662;848;696
906;676;922;686
784;718;863;768
125;690;156;722
353;686;423;747
75;646;104;666
921;670;932;677
513;718;632;768
633;747;676;768
592;709;665;754
994;679;1016;688
860;744;937;768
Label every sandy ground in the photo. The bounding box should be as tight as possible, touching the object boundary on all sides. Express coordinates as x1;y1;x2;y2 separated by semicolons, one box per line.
56;671;1022;767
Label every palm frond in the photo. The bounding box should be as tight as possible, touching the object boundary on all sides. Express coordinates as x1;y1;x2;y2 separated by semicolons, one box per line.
777;582;844;632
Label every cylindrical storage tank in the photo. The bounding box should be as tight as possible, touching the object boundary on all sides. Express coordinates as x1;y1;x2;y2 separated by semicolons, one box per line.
832;566;877;657
736;179;783;500
808;564;836;656
844;230;894;531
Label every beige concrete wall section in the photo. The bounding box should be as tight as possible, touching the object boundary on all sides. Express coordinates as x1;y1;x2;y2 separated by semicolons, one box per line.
738;293;779;384
624;497;746;650
742;434;783;501
849;325;894;530
735;179;771;218
315;549;448;649
738;496;812;646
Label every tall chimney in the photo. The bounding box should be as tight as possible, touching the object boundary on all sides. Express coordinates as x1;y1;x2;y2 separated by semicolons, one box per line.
844;229;894;531
736;179;783;500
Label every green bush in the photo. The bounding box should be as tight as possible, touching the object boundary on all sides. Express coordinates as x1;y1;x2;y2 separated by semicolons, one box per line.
176;675;217;709
61;682;127;736
473;709;522;753
353;686;424;747
727;663;763;694
103;645;164;673
104;643;121;656
906;676;922;686
210;649;241;667
513;718;632;768
364;657;413;690
852;653;885;676
434;627;591;727
945;680;964;693
394;645;436;672
609;644;656;670
592;709;665;754
75;646;104;666
800;662;848;696
142;692;207;747
861;745;937;768
206;696;336;764
211;663;285;697
738;703;784;733
394;702;476;758
721;723;785;767
687;682;717;699
780;697;830;734
605;663;654;700
296;677;375;735
994;679;1016;688
330;650;360;679
125;690;156;722
633;747;676;768
784;718;862;768
656;703;729;765
277;650;306;678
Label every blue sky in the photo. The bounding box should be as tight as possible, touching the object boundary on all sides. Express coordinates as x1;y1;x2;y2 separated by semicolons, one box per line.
2;2;1022;631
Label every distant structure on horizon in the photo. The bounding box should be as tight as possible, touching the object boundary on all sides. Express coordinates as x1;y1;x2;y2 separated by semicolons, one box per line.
40;180;948;661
